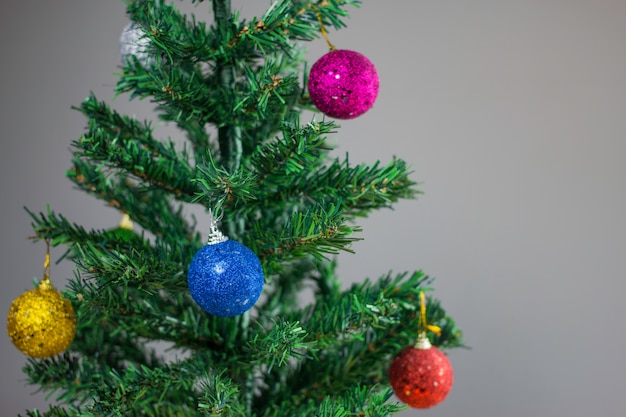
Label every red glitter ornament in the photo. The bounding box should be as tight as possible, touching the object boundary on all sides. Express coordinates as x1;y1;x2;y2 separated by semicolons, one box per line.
388;334;454;408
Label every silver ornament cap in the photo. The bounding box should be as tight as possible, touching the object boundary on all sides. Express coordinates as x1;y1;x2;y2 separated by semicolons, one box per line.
205;210;229;245
206;222;228;245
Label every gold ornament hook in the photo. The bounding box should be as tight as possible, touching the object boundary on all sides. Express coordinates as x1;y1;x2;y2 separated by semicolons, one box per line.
39;239;54;290
313;7;335;51
415;291;441;349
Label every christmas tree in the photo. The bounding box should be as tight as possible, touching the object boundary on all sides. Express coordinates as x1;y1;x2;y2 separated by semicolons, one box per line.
9;0;463;415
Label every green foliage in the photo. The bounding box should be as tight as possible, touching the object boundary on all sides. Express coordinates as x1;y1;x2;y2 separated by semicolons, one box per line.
197;371;247;416
246;319;315;372
19;0;463;416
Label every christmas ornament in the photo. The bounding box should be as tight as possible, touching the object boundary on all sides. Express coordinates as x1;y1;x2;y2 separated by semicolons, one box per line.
7;243;76;358
119;22;152;66
187;219;264;317
104;213;139;244
389;333;454;408
388;292;453;408
308;49;379;119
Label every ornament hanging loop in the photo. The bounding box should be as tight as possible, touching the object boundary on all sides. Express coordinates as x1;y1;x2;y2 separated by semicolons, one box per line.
43;239;51;282
207;209;228;245
313;7;335;51
415;291;441;349
39;239;54;291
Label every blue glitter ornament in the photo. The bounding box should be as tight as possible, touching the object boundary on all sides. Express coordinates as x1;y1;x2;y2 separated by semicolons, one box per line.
187;223;264;317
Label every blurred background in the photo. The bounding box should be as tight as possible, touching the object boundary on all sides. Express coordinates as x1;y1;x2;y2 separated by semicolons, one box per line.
1;1;625;416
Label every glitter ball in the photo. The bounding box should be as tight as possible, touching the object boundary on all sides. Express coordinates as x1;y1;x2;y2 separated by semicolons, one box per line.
388;345;454;408
119;22;152;66
308;49;379;119
187;240;264;317
7;280;76;358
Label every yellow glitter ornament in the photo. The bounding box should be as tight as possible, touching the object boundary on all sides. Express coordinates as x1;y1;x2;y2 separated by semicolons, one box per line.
7;243;76;358
104;213;139;244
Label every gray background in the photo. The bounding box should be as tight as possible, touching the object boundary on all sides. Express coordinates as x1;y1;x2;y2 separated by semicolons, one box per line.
1;1;625;416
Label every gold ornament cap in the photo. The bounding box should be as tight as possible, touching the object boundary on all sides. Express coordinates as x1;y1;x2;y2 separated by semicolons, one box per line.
7;278;76;358
414;332;432;350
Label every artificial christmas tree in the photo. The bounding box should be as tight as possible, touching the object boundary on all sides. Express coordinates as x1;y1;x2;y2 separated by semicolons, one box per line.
10;0;463;415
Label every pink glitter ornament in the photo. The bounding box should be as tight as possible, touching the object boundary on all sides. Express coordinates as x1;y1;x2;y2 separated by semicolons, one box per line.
308;49;379;119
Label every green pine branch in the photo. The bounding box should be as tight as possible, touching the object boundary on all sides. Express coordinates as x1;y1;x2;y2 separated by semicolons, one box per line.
247;120;419;218
245;319;315;372
256;257;327;317
67;160;197;241
312;385;405;417
191;162;259;212
125;0;214;63
180;0;361;58
20;406;80;417
249;119;335;186
197;371;247;416
259;384;403;417
252;271;462;413
117;0;361;160
72;96;197;199
314;157;420;217
248;201;362;271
